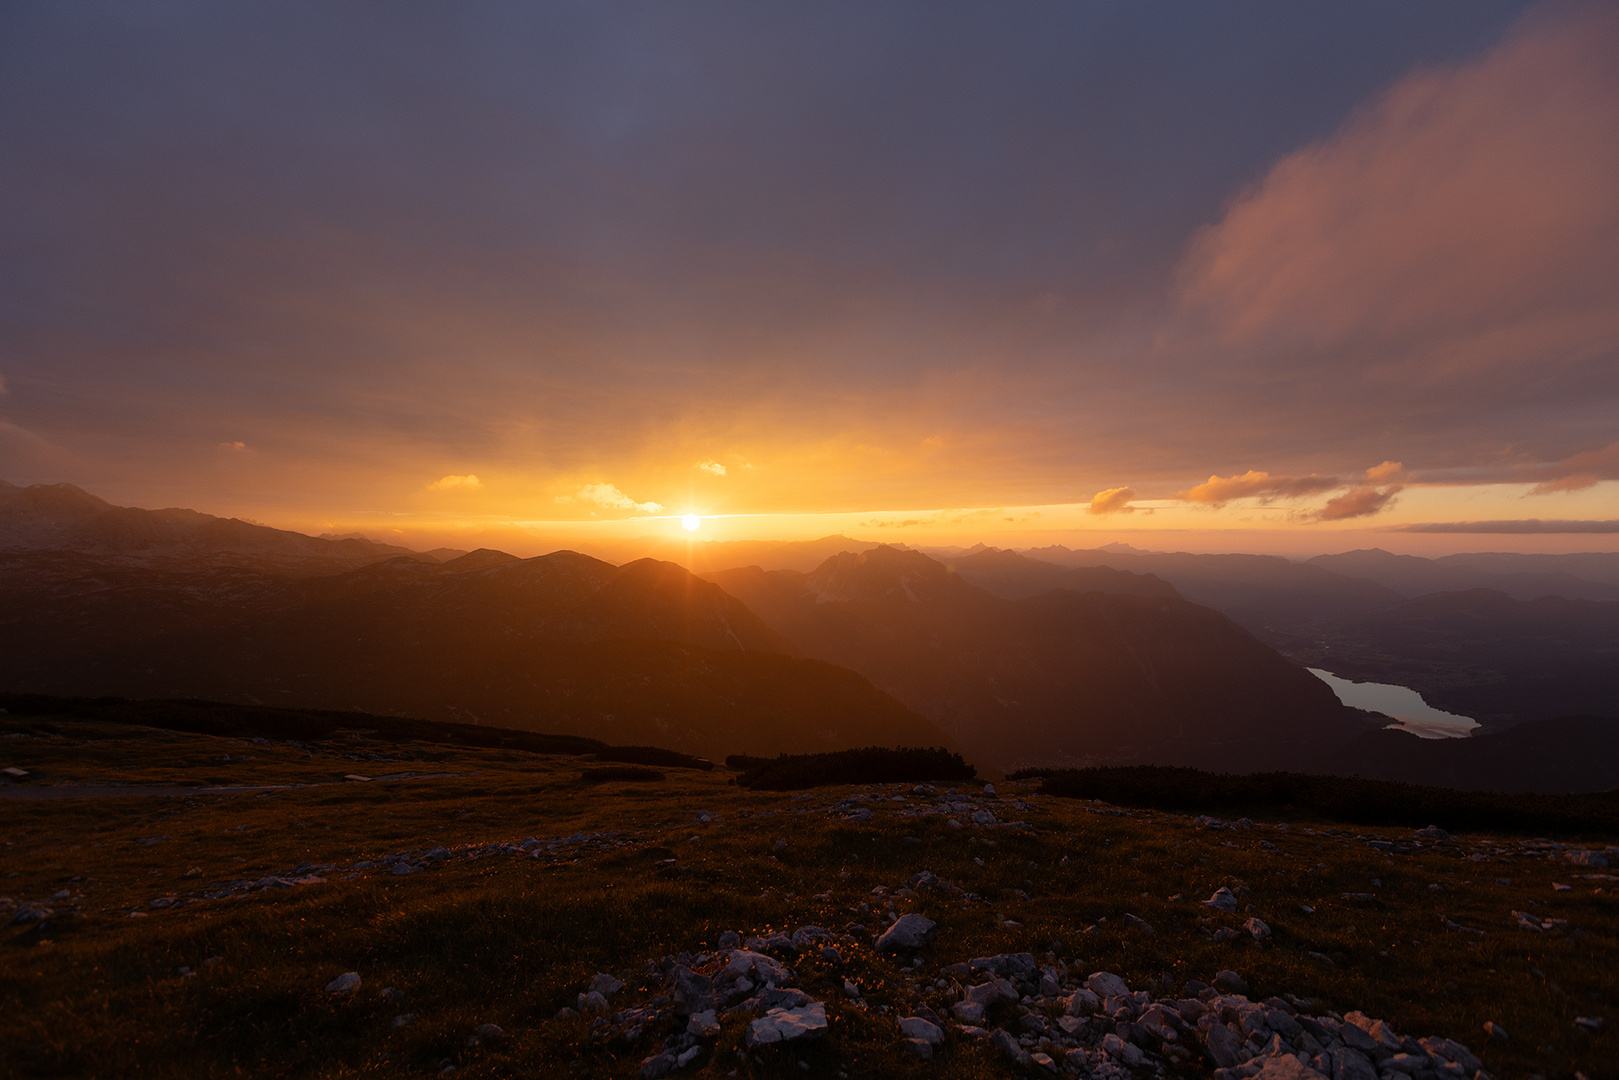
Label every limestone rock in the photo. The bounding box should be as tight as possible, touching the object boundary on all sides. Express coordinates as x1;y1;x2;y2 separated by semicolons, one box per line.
899;1016;944;1045
875;913;936;951
325;972;361;995
744;1002;828;1047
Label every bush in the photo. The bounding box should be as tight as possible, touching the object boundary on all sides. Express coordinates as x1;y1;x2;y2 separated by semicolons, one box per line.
1036;765;1619;838
578;766;665;784
594;746;712;771
734;746;975;791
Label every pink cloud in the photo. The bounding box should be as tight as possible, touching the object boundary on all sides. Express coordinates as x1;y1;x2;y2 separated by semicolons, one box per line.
1313;484;1402;521
1176;470;1340;507
1175;4;1619;390
1526;440;1619;494
1087;486;1137;515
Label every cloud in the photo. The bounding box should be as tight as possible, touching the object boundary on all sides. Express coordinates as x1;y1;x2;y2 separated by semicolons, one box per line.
1087;486;1137;515
1400;519;1619;534
1362;460;1403;484
563;482;663;514
1526;441;1619;494
1312;484;1402;521
697;460;727;476
1176;470;1340;507
428;474;482;491
219;440;247;451
1176;6;1619;381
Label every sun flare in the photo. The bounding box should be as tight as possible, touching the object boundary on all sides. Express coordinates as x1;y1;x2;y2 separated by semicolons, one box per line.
681;514;701;532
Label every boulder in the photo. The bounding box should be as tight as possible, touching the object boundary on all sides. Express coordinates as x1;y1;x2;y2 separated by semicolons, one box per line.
325;972;361;995
1329;1047;1378;1080
899;1016;944;1045
875;913;936;952
1086;971;1131;1000
744;1003;828;1048
1203;887;1239;912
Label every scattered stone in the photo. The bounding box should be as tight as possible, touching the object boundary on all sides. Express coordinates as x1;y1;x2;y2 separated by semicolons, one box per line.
474;1023;503;1040
745;1003;828;1047
589;972;625;997
716;930;741;949
899;1016;943;1045
1246;917;1272;940
577;990;609;1012
1202;887;1238;912
391;1014;416;1028
874;913;935;952
1573;1016;1604;1032
325;972;361;995
1213;970;1249;995
687;1009;720;1038
1414;826;1452;841
1483;1020;1509;1041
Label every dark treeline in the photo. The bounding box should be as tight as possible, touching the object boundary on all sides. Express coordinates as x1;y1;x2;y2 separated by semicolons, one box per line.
728;746;976;790
2;692;606;758
1026;765;1619;838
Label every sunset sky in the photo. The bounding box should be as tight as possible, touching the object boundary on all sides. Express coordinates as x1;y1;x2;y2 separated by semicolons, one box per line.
2;1;1615;557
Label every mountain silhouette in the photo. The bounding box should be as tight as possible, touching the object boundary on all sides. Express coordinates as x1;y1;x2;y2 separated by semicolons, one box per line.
0;505;950;758
706;545;1375;771
0;480;434;573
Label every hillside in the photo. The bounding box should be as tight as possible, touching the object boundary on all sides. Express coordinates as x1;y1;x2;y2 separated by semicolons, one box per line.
1308;549;1619;603
0;547;950;760
1311;716;1619;793
2;708;1612;1080
706;546;1375;772
0;480;430;574
1280;589;1619;727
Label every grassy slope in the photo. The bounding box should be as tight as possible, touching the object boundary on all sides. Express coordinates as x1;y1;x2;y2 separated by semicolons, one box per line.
1;717;1614;1079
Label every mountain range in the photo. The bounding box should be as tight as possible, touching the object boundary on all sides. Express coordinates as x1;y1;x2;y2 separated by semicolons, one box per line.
703;545;1376;772
3;481;1615;787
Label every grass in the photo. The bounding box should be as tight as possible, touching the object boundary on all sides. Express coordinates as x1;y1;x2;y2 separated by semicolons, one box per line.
2;712;1616;1078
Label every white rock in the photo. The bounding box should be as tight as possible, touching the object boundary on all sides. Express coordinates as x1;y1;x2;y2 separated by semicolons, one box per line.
1202;887;1238;912
675;1046;702;1068
1085;971;1131;1000
952;1000;986;1024
687;1010;720;1038
898;1016;944;1045
325;972;361;994
724;950;791;986
589;972;625;997
744;1003;828;1047
875;913;936;951
577;990;609;1012
1246;917;1272;939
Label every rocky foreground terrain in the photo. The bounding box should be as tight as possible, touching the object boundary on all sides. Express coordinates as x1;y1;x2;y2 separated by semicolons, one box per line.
2;713;1615;1078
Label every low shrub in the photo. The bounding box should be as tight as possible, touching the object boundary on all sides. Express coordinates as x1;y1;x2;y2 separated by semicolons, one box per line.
735;746;975;791
594;745;713;771
1037;765;1619;838
578;766;665;784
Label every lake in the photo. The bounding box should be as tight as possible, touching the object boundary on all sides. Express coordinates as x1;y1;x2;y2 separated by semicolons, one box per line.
1307;668;1479;739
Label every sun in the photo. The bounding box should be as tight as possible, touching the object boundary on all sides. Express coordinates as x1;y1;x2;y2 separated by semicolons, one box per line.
681;514;701;532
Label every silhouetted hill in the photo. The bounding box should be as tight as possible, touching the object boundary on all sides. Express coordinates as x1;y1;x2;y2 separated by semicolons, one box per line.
1313;716;1619;794
941;547;1180;602
0;480;431;573
1309;548;1619;602
0;547;949;760
706;546;1376;772
1021;544;1403;636
1282;589;1619;727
